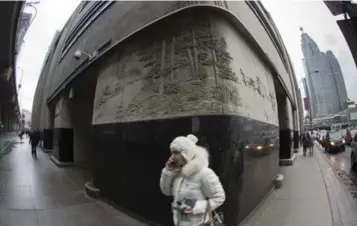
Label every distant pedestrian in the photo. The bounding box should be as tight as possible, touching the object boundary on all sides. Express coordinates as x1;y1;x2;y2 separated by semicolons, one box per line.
29;130;40;159
308;133;314;156
302;133;311;156
18;131;24;141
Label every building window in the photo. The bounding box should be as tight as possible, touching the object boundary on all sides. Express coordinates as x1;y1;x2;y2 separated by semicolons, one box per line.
60;1;115;60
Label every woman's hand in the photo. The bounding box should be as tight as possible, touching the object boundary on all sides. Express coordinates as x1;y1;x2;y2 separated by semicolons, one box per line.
165;158;177;171
182;209;193;215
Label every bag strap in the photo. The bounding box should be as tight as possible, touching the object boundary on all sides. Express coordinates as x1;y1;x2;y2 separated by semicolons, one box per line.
203;199;213;222
204;199;223;224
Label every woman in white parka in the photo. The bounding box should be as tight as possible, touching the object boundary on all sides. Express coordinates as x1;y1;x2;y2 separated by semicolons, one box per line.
160;134;226;226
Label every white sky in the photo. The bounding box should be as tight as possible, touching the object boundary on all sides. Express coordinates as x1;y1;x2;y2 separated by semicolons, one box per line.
261;0;357;101
16;0;357;112
16;0;81;112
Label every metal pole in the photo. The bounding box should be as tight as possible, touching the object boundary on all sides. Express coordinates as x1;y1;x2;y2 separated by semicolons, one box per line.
16;67;24;111
17;67;24;89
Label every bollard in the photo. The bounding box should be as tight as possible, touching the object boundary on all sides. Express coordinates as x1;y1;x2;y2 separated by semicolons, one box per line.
274;174;284;189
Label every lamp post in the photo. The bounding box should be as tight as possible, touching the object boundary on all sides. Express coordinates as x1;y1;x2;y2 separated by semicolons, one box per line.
17;67;24;89
26;4;38;26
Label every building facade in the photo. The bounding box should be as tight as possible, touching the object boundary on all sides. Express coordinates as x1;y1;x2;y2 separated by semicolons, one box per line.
0;1;24;134
324;1;357;69
31;30;62;148
21;108;31;130
301;29;348;119
32;2;302;225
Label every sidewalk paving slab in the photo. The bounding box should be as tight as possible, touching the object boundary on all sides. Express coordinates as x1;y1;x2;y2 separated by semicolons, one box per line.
0;138;148;226
240;145;357;226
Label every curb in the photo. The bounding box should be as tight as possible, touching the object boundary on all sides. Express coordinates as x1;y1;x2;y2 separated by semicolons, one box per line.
50;155;75;167
85;181;100;199
41;148;53;153
315;143;357;226
279;153;297;166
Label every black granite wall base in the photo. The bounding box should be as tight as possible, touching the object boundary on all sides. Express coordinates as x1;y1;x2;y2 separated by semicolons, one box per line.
43;129;54;150
92;115;279;226
279;128;293;159
293;130;299;150
53;128;74;163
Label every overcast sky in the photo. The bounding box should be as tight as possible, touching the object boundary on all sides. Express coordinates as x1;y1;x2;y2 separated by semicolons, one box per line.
16;0;81;111
17;0;357;112
261;0;357;101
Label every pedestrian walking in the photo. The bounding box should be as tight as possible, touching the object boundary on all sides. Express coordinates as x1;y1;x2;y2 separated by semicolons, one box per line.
160;134;226;226
302;133;311;156
18;131;24;141
309;133;314;156
29;130;40;159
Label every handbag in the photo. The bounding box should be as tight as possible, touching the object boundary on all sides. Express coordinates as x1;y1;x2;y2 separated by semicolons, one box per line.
199;200;225;226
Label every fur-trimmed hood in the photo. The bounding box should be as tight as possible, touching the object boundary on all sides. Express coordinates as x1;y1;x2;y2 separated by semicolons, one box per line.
181;145;209;177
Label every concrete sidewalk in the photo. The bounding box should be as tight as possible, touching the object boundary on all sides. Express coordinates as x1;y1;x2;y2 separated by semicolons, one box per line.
0;137;147;226
0;132;20;157
240;145;357;226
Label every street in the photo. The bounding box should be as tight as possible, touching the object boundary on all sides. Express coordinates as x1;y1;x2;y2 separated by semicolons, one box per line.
318;143;357;200
325;146;355;177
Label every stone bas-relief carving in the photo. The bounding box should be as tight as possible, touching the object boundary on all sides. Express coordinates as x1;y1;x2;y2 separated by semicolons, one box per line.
93;12;278;125
93;13;240;124
217;15;278;125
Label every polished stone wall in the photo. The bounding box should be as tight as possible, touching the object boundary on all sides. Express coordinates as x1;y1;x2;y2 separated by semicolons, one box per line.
91;11;280;225
43;128;53;149
70;76;97;168
92;115;279;226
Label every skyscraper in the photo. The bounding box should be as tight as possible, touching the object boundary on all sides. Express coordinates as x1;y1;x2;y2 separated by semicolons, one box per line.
15;12;32;54
326;50;348;110
301;28;348;118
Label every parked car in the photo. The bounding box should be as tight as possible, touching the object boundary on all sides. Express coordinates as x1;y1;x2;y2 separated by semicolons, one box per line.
351;134;357;169
324;132;345;153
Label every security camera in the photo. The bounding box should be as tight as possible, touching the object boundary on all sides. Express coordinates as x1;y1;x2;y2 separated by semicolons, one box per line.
73;50;97;61
73;50;82;60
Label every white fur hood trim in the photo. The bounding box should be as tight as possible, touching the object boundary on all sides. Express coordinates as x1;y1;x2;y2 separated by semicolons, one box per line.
181;145;209;177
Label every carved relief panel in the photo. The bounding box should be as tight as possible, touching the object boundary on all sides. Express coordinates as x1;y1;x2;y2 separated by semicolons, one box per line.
92;12;277;125
215;16;279;125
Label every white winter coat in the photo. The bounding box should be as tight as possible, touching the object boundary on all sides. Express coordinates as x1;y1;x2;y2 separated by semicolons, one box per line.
160;146;225;226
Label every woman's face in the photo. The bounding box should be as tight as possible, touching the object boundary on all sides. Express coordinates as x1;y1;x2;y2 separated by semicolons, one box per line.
169;149;186;166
